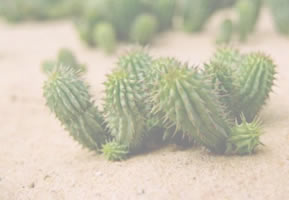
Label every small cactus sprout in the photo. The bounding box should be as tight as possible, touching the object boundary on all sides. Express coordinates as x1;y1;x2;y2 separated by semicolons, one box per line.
236;0;262;42
94;22;117;54
103;68;146;152
267;0;289;35
183;0;216;32
227;114;263;155
43;66;108;151
151;61;231;153
42;48;86;75
216;18;234;45
130;14;158;45
102;141;129;161
235;52;276;122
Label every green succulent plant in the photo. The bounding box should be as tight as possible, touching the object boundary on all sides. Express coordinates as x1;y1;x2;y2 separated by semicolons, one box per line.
236;0;262;41
150;60;231;153
43;66;108;151
267;0;289;35
216;19;234;45
227;114;263;155
94;22;117;54
130;14;158;45
42;48;276;160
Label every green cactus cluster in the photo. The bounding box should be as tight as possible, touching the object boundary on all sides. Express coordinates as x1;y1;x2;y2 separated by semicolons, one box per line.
42;48;86;75
74;0;176;53
0;0;82;22
43;48;276;161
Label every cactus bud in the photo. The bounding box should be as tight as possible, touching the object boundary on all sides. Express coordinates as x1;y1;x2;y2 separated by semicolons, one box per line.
227;114;263;155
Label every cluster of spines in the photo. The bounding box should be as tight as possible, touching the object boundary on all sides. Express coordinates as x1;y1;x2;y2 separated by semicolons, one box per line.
43;66;108;151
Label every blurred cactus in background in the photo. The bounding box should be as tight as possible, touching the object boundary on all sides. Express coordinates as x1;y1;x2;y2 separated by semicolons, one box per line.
93;22;117;54
130;14;159;45
182;0;216;32
267;0;289;35
236;0;262;41
42;48;86;75
0;0;82;22
216;19;234;44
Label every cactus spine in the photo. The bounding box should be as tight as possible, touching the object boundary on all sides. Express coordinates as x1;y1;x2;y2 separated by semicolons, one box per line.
43;66;108;151
150;61;231;153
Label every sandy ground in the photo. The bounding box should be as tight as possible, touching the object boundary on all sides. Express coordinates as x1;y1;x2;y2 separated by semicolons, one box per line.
0;10;289;200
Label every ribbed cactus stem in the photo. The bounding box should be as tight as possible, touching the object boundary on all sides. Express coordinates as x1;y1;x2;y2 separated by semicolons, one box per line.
151;61;231;153
204;47;243;117
235;52;276;122
103;69;146;152
43;66;108;151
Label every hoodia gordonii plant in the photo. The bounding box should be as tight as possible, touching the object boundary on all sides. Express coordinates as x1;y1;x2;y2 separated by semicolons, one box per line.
43;66;108;151
43;48;275;160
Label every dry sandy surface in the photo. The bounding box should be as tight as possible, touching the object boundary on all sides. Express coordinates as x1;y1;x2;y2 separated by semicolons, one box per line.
0;11;289;200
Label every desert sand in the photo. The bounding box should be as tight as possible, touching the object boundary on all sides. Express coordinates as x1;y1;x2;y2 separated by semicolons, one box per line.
0;10;289;200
